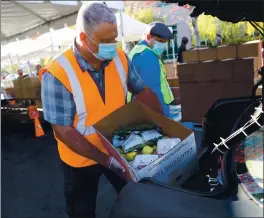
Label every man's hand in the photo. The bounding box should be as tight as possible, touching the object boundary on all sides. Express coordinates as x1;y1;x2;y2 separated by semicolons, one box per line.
53;125;127;178
108;157;126;177
135;87;164;115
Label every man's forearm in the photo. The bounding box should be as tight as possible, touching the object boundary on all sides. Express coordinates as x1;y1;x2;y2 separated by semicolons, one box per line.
52;124;110;167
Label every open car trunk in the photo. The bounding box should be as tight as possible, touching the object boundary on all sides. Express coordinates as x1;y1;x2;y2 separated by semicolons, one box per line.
110;98;263;217
111;2;264;216
110;70;264;217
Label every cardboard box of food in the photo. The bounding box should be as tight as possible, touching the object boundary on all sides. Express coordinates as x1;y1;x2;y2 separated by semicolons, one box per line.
13;78;24;99
198;47;217;61
94;100;198;185
167;78;179;87
5;88;15;97
165;63;178;78
237;40;261;59
183;49;199;63
21;76;41;99
217;45;237;60
178;59;255;123
237;40;263;71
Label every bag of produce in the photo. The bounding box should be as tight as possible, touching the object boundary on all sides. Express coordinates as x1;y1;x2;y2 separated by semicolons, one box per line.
112;135;127;148
132;154;159;170
157;138;181;155
112;124;158;148
122;130;163;153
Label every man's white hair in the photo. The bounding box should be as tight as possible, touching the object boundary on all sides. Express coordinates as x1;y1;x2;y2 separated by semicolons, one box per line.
76;2;116;34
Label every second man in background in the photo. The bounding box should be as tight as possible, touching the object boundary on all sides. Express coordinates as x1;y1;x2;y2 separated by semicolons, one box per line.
127;22;174;119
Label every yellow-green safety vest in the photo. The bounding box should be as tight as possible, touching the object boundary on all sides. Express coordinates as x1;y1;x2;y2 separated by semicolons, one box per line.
127;44;174;104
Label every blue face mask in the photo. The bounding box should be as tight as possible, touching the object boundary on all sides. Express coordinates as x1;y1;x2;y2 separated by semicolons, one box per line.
85;33;117;61
153;40;166;56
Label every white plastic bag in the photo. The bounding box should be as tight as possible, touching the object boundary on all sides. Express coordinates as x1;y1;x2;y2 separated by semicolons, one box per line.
122;130;162;153
112;135;126;148
157;138;181;155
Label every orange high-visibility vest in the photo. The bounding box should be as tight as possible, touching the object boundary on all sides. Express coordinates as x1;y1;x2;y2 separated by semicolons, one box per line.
39;48;128;167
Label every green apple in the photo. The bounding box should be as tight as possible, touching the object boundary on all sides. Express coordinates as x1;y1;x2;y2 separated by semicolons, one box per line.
125;151;137;161
142;145;154;154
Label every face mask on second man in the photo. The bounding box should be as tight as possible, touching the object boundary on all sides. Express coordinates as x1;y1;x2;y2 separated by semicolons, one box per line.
83;31;118;61
152;40;167;56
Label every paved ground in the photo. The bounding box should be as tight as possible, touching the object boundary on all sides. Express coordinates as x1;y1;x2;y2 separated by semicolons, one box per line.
1;109;203;218
2;110;116;217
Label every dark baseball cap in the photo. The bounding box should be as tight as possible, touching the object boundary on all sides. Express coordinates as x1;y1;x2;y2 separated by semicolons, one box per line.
149;22;173;39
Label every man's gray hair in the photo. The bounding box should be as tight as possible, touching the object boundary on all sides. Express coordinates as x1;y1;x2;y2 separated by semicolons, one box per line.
76;2;117;33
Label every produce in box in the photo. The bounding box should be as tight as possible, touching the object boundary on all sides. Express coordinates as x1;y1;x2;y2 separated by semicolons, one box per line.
112;124;182;170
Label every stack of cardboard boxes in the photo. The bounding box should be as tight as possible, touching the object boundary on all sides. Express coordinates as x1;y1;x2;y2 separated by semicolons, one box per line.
164;61;181;105
12;76;42;107
178;40;263;123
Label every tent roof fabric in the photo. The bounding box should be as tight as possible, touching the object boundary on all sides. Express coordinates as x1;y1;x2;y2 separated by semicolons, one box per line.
1;1;82;42
116;12;148;42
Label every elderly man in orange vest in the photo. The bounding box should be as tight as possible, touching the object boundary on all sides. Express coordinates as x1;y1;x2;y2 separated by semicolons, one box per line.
39;2;162;218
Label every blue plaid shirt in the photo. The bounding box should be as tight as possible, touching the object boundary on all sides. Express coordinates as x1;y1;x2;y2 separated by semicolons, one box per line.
41;43;145;126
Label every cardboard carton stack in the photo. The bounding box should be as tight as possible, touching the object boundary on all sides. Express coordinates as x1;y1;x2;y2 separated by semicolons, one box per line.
178;60;257;123
178;40;262;123
165;62;180;105
182;40;262;82
164;62;178;79
21;77;41;99
12;76;41;100
5;88;15;97
13;78;24;99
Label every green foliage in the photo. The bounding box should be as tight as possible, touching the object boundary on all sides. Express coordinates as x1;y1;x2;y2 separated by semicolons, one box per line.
195;14;263;46
1;68;9;76
40;58;52;67
6;64;20;74
197;15;217;43
125;8;165;24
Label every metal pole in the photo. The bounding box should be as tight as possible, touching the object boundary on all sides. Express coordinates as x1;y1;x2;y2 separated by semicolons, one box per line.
119;10;125;49
171;39;177;78
27;61;32;76
49;28;55;57
8;53;13;66
192;17;200;47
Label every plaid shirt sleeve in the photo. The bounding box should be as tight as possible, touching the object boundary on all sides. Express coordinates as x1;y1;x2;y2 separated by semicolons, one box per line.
41;72;76;126
126;54;145;94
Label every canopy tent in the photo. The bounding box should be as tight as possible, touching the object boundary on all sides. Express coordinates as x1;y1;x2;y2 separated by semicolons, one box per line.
1;1;128;43
1;0;82;44
1;38;35;63
115;12;148;42
1;27;76;63
19;27;76;60
1;1;147;62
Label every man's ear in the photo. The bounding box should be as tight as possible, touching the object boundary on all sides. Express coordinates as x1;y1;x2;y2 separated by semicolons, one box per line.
79;32;87;46
146;34;152;41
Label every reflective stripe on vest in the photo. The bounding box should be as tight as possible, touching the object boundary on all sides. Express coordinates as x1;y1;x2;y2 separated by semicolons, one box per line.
127;44;174;104
56;54;127;136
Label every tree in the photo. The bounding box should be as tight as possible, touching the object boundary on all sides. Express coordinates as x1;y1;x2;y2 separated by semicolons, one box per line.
6;64;20;74
195;14;263;45
40;58;52;67
125;7;165;24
